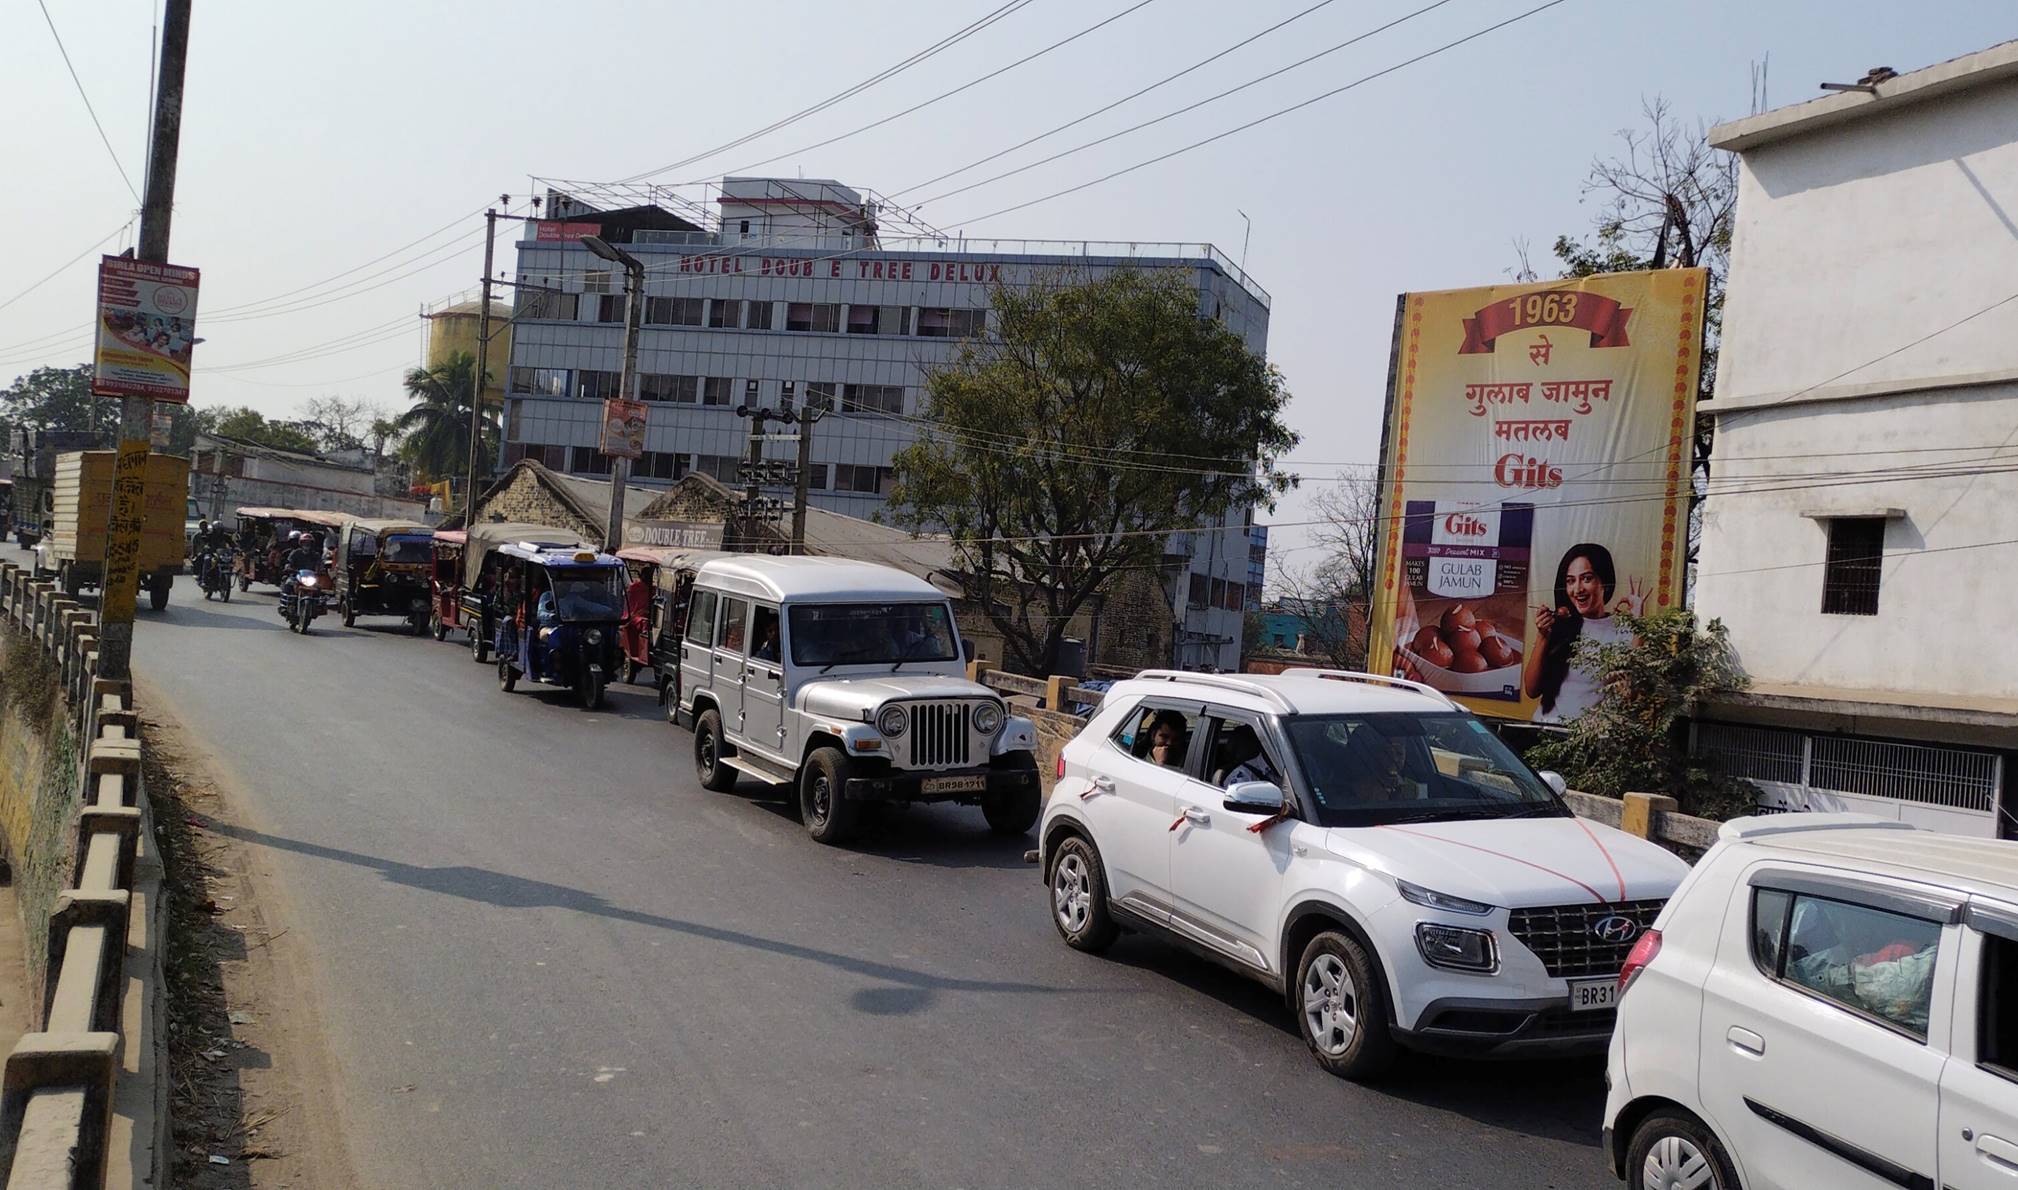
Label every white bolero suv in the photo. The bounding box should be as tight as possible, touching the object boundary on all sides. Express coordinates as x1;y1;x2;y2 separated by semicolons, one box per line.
1037;668;1690;1079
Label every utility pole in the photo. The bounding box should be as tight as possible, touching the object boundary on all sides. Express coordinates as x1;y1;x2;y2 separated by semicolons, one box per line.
98;0;190;682
581;235;644;550
464;201;504;522
790;387;828;554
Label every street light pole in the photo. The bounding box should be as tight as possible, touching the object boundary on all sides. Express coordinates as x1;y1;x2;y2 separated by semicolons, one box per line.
581;235;644;551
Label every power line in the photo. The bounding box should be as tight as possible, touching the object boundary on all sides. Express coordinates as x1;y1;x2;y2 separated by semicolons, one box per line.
35;0;141;204
948;0;1571;227
0;217;135;316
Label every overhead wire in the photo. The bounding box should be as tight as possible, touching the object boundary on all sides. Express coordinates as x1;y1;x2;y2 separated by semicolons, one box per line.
0;218;137;317
35;0;142;204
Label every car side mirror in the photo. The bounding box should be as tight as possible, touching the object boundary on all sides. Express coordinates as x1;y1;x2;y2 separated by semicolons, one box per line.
1223;780;1284;815
960;638;975;662
1540;770;1568;796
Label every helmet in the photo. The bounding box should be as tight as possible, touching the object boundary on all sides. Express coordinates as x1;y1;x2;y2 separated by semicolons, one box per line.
288;530;302;542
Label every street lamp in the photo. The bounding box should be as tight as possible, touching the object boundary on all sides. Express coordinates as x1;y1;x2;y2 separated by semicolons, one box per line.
581;235;644;550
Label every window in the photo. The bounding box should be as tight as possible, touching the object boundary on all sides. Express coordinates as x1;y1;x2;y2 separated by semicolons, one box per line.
786;302;840;332
519;290;578;321
1822;517;1885;615
738;219;751;236
744;301;774;330
639;373;696;404
709;300;742;329
1111;702;1202;770
1204;715;1283;787
701;377;733;406
1981;929;2017;1081
833;464;890;494
688;590;717;648
569;446;612;476
536;444;566;470
583;269;613;295
847;304;909;335
804;381;837;411
841;384;904;415
1282;714;1562;827
646;296;705;327
916;307;986;338
596;294;627;323
576;370;623;401
639;450;685;480
805;463;828;490
750;605;781;662
508;367;570;398
718;597;749;655
697;454;740;483
1752;886;1942;1039
1188;573;1209;609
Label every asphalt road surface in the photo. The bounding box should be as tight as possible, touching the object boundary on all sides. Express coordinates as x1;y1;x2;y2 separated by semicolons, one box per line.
123;571;1616;1190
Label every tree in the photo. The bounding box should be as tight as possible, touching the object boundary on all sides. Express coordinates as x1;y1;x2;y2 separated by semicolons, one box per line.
301;396;391;456
1270;474;1380;667
208;406;320;454
888;270;1298;675
1525;608;1756;820
0;364;102;439
395;353;495;483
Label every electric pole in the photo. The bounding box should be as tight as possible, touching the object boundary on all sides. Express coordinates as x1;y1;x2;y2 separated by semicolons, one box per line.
98;0;190;682
581;235;644;551
465;202;504;521
791;388;828;554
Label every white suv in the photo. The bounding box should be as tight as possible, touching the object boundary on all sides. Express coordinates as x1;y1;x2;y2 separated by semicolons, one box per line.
1038;669;1690;1079
1602;813;2018;1190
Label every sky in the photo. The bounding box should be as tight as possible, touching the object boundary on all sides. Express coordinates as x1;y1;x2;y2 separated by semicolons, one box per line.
2;0;2013;572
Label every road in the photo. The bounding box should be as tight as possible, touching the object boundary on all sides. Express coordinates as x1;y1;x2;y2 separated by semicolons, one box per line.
123;571;1615;1190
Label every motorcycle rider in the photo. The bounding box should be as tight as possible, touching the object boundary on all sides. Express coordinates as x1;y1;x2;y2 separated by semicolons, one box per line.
279;532;323;620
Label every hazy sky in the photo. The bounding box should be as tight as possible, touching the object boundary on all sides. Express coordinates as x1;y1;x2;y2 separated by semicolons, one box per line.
3;1;2012;566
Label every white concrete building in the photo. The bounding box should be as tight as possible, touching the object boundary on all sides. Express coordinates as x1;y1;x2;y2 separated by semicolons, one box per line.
1692;43;2018;837
500;176;1272;670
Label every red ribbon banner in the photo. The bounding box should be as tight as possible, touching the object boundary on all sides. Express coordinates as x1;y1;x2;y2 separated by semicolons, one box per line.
1459;291;1632;354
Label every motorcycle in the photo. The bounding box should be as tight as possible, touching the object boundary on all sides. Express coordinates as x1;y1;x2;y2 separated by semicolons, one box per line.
278;569;326;634
197;548;236;602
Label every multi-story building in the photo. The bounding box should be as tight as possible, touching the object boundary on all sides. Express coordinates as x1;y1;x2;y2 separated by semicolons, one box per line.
1692;43;2018;837
498;176;1272;670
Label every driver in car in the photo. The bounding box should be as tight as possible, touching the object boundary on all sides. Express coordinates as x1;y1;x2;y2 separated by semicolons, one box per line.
1220;725;1282;789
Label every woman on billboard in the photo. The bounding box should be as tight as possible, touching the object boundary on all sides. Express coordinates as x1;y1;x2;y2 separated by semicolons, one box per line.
1524;542;1646;723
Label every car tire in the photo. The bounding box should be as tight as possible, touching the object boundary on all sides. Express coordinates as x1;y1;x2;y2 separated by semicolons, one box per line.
1625;1111;1741;1190
498;658;517;693
430;612;447;641
981;756;1041;835
471;626;490;665
147;574;170;611
799;747;862;845
694;709;738;792
1294;930;1397;1081
1048;836;1118;952
622;657;640;685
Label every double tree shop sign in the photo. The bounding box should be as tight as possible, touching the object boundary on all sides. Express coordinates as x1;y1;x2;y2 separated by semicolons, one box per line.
92;256;201;403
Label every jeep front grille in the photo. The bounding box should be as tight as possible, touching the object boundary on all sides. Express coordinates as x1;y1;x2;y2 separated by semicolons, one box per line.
1506;898;1666;979
905;701;973;769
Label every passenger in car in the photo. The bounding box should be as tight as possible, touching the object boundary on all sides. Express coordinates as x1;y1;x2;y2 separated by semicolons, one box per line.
1146;711;1188;768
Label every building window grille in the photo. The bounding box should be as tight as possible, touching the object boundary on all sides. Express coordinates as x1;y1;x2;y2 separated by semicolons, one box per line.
1821;516;1885;615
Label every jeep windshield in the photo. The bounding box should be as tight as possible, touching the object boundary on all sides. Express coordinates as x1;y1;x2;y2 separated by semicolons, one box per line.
1283;713;1568;828
789;602;957;667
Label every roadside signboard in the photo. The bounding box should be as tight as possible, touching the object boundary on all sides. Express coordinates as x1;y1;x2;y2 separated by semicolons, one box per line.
600;398;647;459
534;221;603;243
1365;268;1706;724
92;256;200;403
628;520;725;550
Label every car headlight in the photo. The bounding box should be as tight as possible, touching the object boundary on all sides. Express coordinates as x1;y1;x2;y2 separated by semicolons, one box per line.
972;703;1003;734
1415;923;1498;973
585;628;604;645
876;705;908;737
1396;879;1493;916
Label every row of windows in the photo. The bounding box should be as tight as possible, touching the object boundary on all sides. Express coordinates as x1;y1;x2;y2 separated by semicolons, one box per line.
1187;573;1248;612
507;368;911;416
515;287;984;339
501;442;893;494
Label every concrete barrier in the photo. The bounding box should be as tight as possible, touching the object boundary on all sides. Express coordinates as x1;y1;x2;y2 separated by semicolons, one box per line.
0;562;167;1189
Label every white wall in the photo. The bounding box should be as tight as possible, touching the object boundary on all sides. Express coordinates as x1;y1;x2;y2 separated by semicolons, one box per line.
1696;76;2018;703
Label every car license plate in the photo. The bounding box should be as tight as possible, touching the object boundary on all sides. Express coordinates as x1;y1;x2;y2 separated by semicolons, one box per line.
1568;978;1619;1012
922;775;986;794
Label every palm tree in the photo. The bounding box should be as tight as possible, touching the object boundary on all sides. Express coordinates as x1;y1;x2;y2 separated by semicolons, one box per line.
395;353;496;484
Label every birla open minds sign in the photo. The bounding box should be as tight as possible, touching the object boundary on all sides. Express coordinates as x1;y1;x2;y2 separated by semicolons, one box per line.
92;256;200;403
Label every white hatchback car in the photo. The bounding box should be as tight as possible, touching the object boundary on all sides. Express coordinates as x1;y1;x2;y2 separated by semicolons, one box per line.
1038;669;1690;1079
1603;813;2018;1190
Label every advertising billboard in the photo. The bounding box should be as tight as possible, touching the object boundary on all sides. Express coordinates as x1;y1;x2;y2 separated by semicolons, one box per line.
92;256;200;403
1366;268;1706;723
599;397;647;460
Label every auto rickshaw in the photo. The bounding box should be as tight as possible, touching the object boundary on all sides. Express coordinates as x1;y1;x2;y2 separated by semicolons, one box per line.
233;507;326;590
427;529;466;641
458;522;590;664
333;518;435;632
613;545;730;698
490;540;627;710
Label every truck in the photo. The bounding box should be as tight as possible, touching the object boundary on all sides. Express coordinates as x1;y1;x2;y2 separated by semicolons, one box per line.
42;450;191;610
9;429;113;547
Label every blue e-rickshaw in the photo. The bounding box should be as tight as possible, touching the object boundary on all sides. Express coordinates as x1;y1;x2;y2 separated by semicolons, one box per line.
491;540;627;710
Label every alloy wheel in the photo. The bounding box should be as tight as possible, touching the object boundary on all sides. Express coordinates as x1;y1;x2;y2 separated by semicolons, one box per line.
808;774;832;826
1640;1136;1714;1190
1301;953;1359;1057
1052;853;1092;933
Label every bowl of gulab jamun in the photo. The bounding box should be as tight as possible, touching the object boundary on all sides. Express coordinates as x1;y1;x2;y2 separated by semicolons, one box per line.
1398;602;1523;692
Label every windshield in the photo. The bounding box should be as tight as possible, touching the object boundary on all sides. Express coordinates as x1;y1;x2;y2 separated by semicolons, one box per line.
1283;713;1566;828
547;569;623;622
788;602;957;667
382;534;431;564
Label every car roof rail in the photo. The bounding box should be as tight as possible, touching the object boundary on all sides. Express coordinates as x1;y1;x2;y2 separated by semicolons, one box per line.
1276;667;1463;710
1131;669;1297;713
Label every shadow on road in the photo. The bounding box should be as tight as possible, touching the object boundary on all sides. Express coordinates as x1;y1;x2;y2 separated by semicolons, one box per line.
151;603;276;631
1101;935;1607;1149
194;814;1097;1015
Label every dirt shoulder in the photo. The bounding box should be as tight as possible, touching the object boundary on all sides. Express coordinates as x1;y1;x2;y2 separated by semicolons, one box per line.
140;687;360;1189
